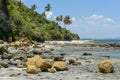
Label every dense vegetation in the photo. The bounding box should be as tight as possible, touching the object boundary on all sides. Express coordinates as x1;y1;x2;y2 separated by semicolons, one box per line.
0;0;79;42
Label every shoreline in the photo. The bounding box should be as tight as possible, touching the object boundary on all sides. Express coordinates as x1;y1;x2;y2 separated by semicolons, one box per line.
0;39;120;80
45;40;120;51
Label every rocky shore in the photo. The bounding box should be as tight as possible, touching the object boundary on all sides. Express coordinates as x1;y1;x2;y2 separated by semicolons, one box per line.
0;39;120;80
45;40;120;51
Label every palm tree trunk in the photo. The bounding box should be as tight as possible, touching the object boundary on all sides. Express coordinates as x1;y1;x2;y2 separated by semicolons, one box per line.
0;0;8;14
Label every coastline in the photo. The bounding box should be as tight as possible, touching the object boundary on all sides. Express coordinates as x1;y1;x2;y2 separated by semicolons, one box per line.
45;40;120;51
0;39;120;80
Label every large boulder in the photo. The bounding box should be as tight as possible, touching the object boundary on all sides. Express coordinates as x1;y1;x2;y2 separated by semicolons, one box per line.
98;60;114;73
35;59;52;71
26;65;41;74
26;55;52;73
51;61;68;71
26;55;43;66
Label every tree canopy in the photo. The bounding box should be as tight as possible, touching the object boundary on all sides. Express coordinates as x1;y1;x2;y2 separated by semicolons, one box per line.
0;0;79;42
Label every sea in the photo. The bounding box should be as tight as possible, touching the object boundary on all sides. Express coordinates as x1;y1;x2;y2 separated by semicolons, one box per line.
81;39;120;42
52;39;120;59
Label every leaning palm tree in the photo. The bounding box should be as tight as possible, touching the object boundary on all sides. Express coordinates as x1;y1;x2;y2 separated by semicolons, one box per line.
59;15;63;22
63;16;72;26
31;4;37;11
45;4;51;11
56;15;63;25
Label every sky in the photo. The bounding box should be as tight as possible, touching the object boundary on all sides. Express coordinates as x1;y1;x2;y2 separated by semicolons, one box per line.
21;0;120;39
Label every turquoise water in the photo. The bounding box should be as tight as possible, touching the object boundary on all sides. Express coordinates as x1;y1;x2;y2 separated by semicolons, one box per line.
52;50;120;58
81;39;120;42
52;39;120;58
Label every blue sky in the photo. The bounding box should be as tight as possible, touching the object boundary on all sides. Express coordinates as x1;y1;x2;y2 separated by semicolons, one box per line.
21;0;120;39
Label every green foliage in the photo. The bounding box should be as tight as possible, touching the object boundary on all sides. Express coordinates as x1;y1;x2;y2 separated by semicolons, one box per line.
0;0;79;42
64;16;72;25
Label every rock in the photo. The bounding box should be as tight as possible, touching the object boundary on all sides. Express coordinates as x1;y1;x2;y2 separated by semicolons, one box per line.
51;61;68;71
48;68;56;73
40;53;53;59
26;55;42;66
44;49;51;53
20;37;32;45
12;54;27;61
0;40;4;44
9;73;21;77
72;61;81;66
53;55;64;61
26;65;41;74
16;60;26;68
0;65;3;68
8;60;19;66
100;56;110;58
44;45;52;53
26;55;52;71
18;47;26;52
36;59;52;71
0;47;8;55
68;59;75;65
0;61;8;68
83;52;92;56
10;37;33;47
8;47;18;54
17;64;25;68
33;45;42;48
10;41;21;47
98;60;114;73
1;53;13;60
32;49;43;55
26;52;34;58
60;53;66;56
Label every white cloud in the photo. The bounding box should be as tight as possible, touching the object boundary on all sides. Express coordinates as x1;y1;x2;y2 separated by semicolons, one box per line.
71;17;76;22
45;11;53;20
81;14;114;25
67;14;120;39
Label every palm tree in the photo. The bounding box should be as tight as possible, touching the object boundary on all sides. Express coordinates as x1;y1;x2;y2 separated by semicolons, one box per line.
0;0;7;10
45;4;51;11
56;16;60;21
19;0;21;8
0;0;8;15
63;16;72;26
59;15;63;22
31;4;37;11
56;15;63;25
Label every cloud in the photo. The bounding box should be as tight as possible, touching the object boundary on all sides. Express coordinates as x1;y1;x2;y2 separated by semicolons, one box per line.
67;14;120;39
45;11;53;20
80;14;113;25
71;17;76;22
